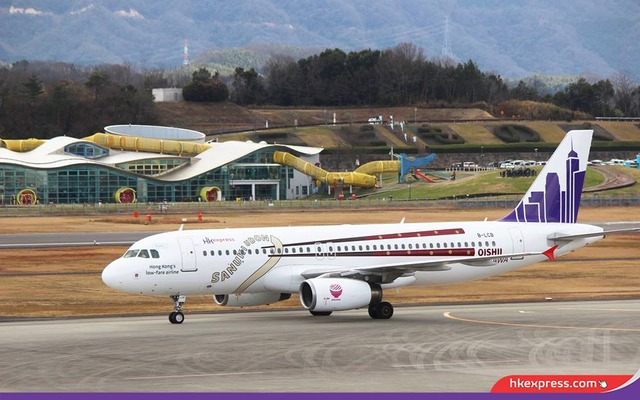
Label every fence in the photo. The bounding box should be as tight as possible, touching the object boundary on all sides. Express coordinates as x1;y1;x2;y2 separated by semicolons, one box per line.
1;195;638;217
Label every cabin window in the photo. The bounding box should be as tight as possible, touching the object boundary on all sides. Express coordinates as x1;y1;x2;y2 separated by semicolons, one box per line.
202;251;207;256
373;245;377;250
436;243;441;248
429;243;434;249
464;242;468;247
124;249;139;258
394;244;399;250
218;250;223;256
485;241;490;247
492;241;496;246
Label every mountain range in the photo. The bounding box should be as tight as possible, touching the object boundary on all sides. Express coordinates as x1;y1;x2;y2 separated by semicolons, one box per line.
1;0;638;80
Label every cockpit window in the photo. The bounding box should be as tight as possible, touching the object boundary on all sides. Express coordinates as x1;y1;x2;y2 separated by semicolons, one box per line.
124;250;139;258
150;249;160;258
138;249;150;258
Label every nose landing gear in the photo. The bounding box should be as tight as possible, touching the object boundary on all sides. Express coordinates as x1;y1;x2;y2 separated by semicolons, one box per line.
169;294;187;324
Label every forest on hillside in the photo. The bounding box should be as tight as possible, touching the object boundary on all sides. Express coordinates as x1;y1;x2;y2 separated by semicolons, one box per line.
1;43;639;139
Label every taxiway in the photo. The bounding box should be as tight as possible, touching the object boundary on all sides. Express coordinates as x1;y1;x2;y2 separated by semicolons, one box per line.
1;299;639;392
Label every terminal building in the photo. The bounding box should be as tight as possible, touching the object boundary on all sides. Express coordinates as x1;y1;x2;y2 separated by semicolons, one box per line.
0;125;322;205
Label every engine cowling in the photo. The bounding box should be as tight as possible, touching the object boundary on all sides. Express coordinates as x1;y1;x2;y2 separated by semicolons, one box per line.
299;278;382;312
214;292;291;307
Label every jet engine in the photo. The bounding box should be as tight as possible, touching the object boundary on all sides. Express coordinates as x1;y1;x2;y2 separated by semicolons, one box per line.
214;292;291;307
299;278;382;312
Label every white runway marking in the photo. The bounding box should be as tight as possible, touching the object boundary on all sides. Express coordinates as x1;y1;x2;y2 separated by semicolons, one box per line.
392;359;522;368
126;371;266;380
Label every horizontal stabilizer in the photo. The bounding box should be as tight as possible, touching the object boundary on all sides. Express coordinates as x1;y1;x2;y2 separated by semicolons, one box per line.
548;227;640;242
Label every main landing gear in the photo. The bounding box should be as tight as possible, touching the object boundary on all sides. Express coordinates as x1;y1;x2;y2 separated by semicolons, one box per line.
169;294;186;324
368;301;394;319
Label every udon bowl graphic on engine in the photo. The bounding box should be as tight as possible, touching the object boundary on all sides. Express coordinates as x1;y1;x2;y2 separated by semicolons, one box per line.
329;283;343;298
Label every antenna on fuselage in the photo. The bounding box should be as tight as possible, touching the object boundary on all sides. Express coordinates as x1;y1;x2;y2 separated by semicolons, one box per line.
178;224;184;231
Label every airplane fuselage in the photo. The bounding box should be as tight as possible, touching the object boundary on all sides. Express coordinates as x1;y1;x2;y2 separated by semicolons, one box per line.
102;220;603;297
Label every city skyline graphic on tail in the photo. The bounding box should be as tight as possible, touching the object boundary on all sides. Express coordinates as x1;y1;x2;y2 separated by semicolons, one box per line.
501;130;592;224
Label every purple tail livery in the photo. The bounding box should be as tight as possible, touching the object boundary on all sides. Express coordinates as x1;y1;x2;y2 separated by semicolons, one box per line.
501;130;593;224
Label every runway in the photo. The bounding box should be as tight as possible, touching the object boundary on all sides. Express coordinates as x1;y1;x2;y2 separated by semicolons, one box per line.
0;232;157;248
1;299;639;392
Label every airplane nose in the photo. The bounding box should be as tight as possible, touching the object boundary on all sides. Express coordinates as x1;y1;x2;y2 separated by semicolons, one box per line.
101;262;121;289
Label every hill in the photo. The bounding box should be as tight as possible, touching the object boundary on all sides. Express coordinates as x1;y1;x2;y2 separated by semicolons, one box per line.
1;1;639;80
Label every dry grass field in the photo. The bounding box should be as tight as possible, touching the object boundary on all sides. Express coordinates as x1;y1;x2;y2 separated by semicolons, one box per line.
1;206;639;318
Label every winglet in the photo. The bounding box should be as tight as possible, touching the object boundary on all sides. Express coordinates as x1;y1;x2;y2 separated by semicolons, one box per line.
543;245;559;261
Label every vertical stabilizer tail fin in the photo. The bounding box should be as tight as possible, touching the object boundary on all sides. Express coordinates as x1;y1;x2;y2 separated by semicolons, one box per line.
500;130;593;224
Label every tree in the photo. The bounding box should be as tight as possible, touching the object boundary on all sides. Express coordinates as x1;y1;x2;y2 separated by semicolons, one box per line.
85;70;112;101
511;80;539;101
612;71;635;116
22;73;45;105
264;55;301;106
232;67;265;105
182;69;229;102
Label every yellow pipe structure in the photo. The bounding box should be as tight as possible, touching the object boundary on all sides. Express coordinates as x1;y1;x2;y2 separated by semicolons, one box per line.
0;138;46;152
354;160;399;175
326;171;377;187
273;151;329;182
84;133;211;156
273;151;386;188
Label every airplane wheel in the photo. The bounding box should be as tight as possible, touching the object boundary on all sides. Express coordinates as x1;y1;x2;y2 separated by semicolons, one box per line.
370;302;394;319
377;302;394;319
309;311;332;316
169;311;184;324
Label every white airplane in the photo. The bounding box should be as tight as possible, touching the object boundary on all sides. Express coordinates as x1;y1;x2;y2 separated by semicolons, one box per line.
101;130;638;323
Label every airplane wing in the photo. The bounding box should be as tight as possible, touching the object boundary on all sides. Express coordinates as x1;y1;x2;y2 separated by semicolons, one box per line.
548;227;640;242
302;249;548;283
